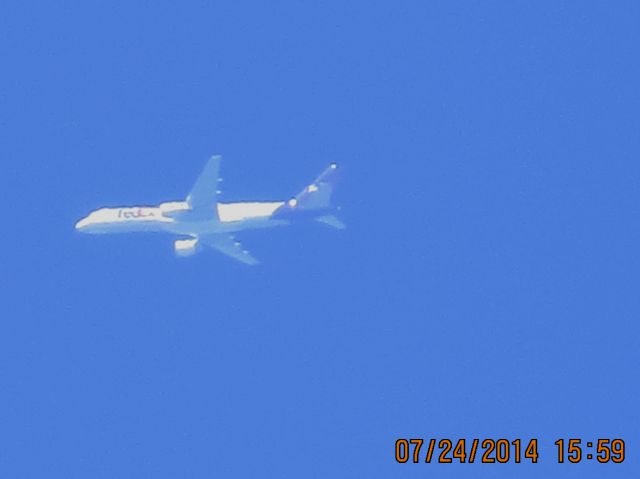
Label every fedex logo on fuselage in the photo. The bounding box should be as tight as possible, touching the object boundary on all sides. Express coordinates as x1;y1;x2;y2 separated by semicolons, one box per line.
118;208;156;219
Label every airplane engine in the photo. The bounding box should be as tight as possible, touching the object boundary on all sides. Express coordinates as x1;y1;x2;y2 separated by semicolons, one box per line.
174;238;199;257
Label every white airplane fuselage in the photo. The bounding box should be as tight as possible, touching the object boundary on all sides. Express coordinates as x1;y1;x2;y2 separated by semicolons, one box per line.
75;201;290;236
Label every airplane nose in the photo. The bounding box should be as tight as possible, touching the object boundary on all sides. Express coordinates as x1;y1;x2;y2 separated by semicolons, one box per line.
75;217;89;231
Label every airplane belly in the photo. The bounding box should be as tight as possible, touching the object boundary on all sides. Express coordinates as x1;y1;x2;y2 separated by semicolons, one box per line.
81;221;167;234
221;218;290;232
173;218;288;236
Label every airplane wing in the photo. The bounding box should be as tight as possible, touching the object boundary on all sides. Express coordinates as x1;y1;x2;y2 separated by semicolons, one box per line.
200;234;259;265
186;155;223;219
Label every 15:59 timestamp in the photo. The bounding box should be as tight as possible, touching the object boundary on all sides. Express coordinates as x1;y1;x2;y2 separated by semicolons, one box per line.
555;438;625;463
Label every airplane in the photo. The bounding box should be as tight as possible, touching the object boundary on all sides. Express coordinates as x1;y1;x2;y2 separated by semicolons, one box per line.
75;155;344;264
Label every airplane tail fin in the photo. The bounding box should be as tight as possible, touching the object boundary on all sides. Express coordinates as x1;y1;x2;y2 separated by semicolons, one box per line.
273;163;344;227
291;163;340;210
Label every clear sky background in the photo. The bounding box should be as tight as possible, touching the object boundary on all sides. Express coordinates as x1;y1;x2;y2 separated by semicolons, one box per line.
1;1;639;477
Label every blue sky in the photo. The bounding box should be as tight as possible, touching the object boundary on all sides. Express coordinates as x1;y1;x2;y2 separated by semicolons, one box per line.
1;1;639;477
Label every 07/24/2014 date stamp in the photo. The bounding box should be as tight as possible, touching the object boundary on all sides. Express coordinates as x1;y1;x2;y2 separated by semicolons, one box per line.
395;438;625;464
